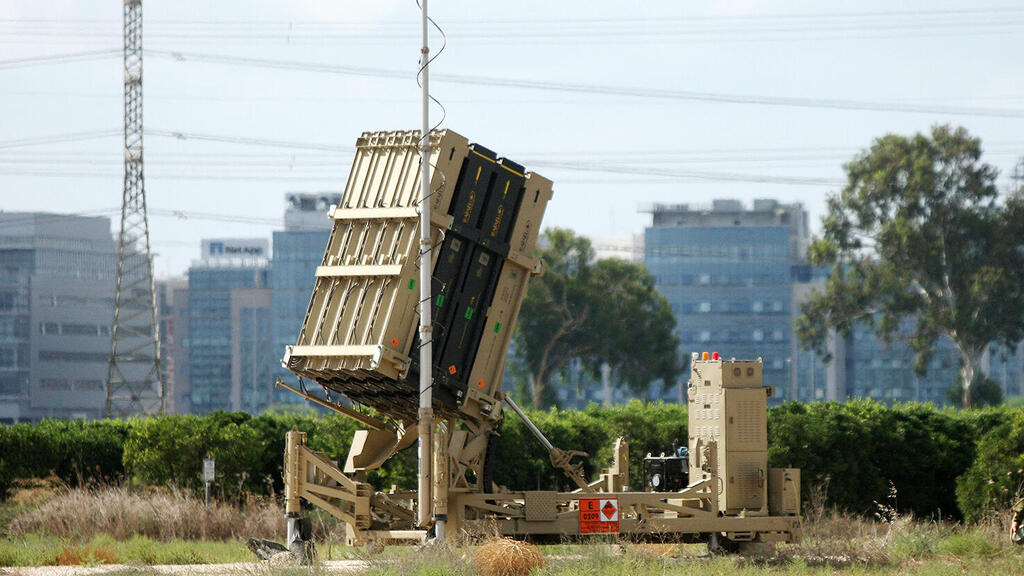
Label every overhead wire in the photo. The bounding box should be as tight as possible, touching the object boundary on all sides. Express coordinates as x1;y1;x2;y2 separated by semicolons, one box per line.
3;45;1023;119
0;130;120;149
4;7;1024;45
144;129;354;153
143;50;1024;119
0;49;119;69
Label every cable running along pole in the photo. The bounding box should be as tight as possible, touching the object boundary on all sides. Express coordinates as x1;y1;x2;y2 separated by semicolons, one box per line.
416;0;438;539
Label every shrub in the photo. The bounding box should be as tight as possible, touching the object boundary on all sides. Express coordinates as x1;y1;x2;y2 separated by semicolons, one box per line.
955;411;1024;522
0;419;128;499
768;400;977;518
123;412;263;496
3;400;1024;523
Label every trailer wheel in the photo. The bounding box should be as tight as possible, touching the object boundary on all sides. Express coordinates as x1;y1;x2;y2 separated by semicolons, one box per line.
709;535;773;556
708;533;740;554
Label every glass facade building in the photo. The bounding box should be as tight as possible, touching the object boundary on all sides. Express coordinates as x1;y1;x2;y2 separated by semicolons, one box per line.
644;200;806;401
836;321;959;405
185;243;271;414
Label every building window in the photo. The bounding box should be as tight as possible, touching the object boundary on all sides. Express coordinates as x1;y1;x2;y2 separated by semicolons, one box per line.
61;323;102;336
699;274;710;285
74;380;105;392
772;329;784;341
699;331;711;342
0;347;15;367
752;301;763;313
698;302;711;313
40;378;71;391
38;351;109;363
753;330;764;341
0;374;23;395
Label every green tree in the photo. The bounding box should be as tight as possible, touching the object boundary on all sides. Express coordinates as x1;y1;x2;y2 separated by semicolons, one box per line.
797;126;1024;407
514;228;679;407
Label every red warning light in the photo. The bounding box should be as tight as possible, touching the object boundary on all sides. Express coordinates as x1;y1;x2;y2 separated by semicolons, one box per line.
477;379;485;388
448;365;457;375
391;338;400;347
712;352;720;360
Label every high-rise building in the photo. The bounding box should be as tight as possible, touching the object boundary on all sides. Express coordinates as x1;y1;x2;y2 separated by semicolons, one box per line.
184;238;271;414
0;213;117;421
644;200;809;401
269;193;338;406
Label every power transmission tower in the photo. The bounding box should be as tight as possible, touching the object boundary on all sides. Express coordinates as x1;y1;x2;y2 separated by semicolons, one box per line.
106;0;164;417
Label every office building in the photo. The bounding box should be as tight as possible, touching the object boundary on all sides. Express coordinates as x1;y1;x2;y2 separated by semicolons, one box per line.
0;212;117;421
644;199;809;401
184;238;271;414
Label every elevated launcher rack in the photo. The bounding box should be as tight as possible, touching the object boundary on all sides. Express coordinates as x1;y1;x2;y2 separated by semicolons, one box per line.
279;129;802;550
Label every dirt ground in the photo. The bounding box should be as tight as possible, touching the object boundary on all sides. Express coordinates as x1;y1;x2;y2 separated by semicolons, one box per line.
0;560;369;576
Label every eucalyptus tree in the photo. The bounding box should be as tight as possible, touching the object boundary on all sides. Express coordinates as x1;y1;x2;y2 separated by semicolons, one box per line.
797;125;1024;407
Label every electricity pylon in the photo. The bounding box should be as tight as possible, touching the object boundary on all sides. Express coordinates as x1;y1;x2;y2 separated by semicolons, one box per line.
106;0;164;417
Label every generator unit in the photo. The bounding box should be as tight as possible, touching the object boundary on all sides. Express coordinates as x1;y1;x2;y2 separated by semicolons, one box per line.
276;129;802;553
643;447;688;493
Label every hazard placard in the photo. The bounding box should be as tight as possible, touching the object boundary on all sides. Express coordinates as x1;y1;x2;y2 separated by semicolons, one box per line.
579;497;620;534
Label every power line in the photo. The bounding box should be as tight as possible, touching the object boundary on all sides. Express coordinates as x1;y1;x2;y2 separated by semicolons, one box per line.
530;161;844;187
0;49;119;69
146;128;354;153
0;130;120;149
4;49;1023;120
4;5;1024;25
147;50;1024;119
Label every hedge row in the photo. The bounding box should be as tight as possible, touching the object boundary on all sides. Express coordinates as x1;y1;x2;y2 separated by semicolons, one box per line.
1;401;1020;521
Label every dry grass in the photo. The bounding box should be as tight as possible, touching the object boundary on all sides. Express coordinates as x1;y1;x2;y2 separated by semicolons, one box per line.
54;541;119;566
7;485;282;542
472;538;545;576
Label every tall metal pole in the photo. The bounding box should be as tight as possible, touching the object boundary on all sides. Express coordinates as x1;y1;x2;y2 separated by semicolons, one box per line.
107;0;163;418
416;0;436;536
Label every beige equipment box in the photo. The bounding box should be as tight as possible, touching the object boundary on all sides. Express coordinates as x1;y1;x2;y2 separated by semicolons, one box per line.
688;357;771;515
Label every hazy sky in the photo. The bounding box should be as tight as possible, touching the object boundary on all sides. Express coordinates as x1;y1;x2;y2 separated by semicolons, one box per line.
2;0;1022;276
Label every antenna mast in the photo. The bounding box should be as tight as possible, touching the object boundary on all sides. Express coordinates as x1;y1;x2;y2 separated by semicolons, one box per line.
106;0;163;417
417;0;439;540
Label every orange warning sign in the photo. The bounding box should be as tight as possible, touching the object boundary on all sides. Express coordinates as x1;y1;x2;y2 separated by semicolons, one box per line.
579;497;620;534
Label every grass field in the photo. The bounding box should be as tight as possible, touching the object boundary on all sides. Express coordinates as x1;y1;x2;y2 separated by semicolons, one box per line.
2;483;1023;574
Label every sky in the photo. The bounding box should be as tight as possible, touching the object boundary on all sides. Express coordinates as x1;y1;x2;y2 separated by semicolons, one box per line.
1;0;1022;276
